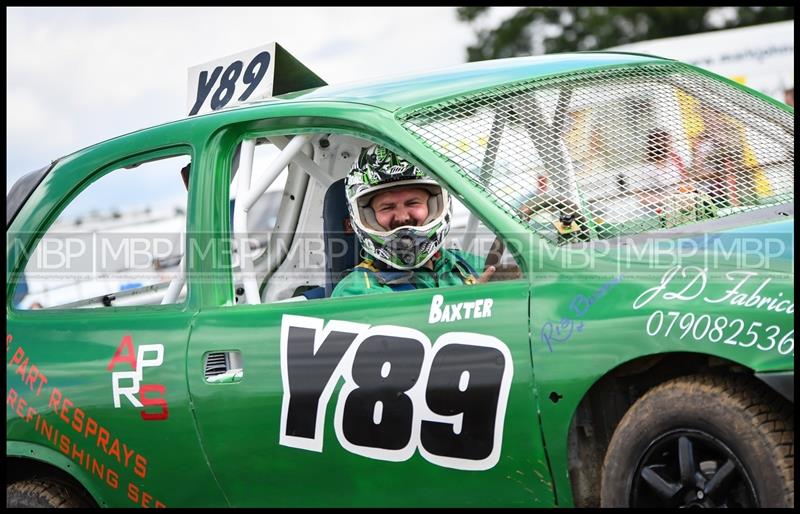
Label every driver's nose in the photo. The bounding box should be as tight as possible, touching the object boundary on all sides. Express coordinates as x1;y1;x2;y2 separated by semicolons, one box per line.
394;208;412;226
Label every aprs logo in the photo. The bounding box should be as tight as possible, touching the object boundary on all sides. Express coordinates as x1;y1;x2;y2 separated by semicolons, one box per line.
107;336;168;421
279;314;513;471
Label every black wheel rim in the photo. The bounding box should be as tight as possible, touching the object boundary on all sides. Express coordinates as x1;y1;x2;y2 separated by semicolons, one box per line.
630;429;758;508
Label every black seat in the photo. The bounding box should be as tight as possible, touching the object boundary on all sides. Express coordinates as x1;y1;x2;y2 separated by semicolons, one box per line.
322;178;360;297
297;179;360;300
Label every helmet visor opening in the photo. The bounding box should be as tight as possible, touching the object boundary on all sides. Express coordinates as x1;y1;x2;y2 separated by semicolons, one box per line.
355;181;446;233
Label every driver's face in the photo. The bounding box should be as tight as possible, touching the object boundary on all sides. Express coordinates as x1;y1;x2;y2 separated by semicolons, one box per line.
370;187;430;230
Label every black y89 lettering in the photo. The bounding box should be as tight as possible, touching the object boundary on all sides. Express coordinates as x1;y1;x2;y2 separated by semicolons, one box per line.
279;315;513;471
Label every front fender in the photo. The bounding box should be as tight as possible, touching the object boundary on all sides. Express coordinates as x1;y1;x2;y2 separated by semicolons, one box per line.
7;440;109;507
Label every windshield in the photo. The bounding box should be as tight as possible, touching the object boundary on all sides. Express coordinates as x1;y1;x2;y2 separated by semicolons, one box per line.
7;162;57;228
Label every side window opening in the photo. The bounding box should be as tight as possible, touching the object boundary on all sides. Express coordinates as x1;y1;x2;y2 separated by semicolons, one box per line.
13;153;190;310
228;132;523;307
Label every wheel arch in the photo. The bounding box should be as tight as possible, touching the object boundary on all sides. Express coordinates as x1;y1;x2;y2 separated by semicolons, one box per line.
7;441;104;507
565;350;766;507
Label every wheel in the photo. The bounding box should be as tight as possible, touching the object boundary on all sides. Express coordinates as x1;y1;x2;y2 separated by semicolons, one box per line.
6;478;92;508
600;374;794;508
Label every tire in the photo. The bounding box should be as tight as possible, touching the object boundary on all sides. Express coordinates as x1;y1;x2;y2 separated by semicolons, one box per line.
6;478;92;508
600;374;794;508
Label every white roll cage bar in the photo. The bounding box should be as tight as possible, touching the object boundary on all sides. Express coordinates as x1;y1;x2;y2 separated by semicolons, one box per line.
161;133;334;305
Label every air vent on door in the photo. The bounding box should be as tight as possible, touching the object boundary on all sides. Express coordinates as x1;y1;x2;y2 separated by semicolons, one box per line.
203;351;243;383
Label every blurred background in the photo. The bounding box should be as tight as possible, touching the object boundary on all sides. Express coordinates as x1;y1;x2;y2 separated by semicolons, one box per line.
7;7;794;191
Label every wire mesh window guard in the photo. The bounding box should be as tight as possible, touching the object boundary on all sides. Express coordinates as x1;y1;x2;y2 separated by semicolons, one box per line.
400;63;793;246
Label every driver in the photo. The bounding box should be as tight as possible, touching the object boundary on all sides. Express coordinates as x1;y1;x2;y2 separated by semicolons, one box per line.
332;145;495;297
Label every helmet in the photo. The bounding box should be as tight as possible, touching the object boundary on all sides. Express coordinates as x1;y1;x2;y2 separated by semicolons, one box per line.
345;145;451;270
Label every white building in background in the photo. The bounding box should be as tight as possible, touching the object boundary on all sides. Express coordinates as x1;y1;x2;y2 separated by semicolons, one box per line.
608;20;794;104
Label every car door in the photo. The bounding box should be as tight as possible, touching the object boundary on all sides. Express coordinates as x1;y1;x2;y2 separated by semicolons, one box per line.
188;284;551;507
185;128;553;507
6;145;226;507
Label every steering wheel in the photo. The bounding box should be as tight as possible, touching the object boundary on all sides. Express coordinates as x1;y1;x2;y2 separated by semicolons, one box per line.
519;194;592;243
480;235;524;282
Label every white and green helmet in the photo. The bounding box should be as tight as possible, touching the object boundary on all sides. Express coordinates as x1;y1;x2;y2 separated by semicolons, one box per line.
345;145;451;270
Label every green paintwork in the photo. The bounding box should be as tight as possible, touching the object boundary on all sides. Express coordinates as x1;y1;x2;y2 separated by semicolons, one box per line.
7;52;793;507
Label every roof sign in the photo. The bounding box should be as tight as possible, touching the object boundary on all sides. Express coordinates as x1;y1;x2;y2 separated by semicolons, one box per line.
187;42;326;117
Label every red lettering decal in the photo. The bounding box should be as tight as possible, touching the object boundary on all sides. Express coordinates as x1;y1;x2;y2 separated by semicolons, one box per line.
59;434;71;455
7;387;18;408
97;427;110;452
72;407;85;433
142;491;152;508
15;357;28;378
60;398;73;425
48;388;62;411
25;365;39;389
71;444;85;465
26;405;38;422
134;454;147;479
35;372;48;396
6;334;13;352
91;459;105;480
107;335;137;371
109;438;121;461
16;397;28;418
107;468;119;490
10;346;23;365
140;384;168;421
155;500;166;508
127;482;139;503
122;444;135;467
85;417;98;438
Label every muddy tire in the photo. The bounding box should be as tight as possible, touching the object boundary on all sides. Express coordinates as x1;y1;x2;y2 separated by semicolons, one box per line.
600;374;794;508
6;478;91;508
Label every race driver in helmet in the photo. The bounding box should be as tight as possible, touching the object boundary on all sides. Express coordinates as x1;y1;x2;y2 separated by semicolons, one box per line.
332;145;496;297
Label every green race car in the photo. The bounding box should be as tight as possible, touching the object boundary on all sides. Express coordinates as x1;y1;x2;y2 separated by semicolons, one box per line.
6;50;794;508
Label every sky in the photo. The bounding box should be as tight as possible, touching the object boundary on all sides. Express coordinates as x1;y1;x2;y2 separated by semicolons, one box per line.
6;6;521;198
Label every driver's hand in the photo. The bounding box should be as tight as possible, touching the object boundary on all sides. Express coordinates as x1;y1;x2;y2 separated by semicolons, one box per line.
477;266;496;284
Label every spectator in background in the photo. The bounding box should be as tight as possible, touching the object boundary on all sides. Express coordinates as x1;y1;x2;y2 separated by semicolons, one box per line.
690;127;748;208
629;129;686;206
784;87;794;107
644;129;684;189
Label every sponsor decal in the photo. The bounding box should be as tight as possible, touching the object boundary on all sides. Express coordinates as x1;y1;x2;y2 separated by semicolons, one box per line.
429;294;493;324
107;336;168;421
634;266;794;356
644;309;794;356
540;275;623;352
7;334;165;507
633;265;794;314
278;315;513;471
